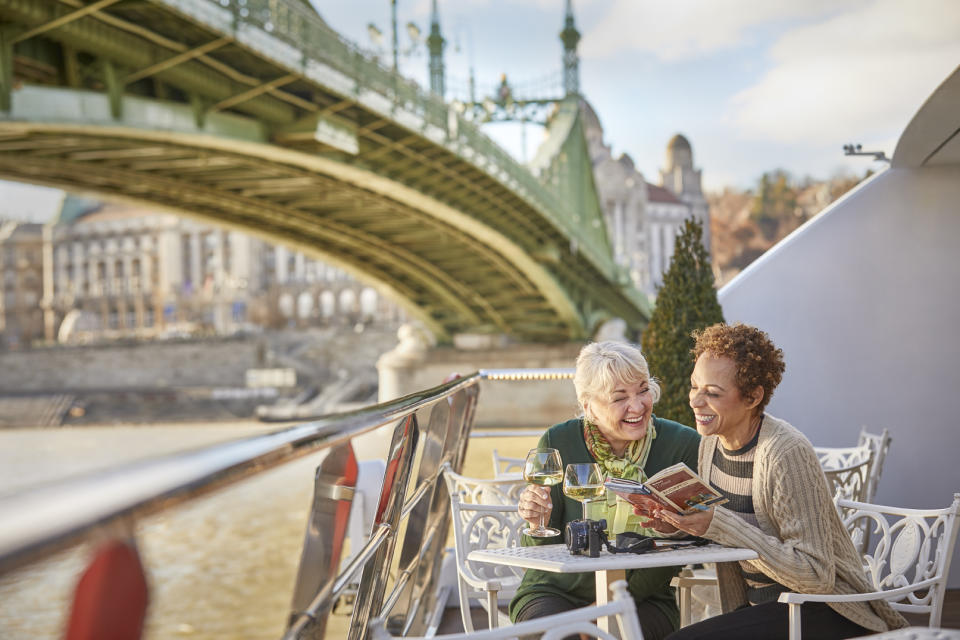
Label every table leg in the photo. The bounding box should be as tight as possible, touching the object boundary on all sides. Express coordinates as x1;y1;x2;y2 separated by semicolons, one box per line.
596;568;626;634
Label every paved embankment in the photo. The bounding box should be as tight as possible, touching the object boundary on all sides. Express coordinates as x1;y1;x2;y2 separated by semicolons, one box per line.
0;326;399;427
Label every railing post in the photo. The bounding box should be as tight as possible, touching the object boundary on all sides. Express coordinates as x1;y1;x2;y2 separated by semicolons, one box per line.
287;442;359;638
348;414;420;640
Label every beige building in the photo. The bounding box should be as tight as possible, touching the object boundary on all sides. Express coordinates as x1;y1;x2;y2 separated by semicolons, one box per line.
582;101;710;295
1;197;403;346
0;221;44;348
658;134;710;251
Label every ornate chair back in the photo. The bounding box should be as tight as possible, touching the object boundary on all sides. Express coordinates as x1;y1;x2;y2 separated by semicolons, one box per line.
491;449;525;479
816;444;873;503
441;463;527;632
780;494;960;640
857;427;892;501
840;493;960;626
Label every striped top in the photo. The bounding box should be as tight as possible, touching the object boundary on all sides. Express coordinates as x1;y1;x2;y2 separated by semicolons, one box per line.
710;428;790;604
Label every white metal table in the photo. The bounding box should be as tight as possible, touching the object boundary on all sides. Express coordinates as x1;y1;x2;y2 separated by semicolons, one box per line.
468;542;758;632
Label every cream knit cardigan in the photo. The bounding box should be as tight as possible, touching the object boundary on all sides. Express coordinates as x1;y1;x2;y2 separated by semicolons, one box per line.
700;414;908;633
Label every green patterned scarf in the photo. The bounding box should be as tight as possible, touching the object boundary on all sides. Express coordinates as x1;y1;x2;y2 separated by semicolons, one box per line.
583;416;659;536
583;417;656;481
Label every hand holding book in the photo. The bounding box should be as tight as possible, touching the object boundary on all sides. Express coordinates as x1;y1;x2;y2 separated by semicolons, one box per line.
603;462;727;517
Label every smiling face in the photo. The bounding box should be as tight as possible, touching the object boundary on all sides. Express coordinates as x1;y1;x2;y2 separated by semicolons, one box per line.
689;353;762;444
585;379;654;456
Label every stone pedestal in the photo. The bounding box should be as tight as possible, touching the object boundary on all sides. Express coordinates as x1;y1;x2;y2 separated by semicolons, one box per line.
368;325;583;461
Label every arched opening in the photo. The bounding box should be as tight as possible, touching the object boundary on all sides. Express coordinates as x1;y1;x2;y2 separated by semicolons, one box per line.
359;287;378;320
319;291;335;318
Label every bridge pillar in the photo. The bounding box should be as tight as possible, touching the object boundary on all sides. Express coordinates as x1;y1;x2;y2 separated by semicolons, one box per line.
366;324;582;461
0;27;13;112
101;59;123;120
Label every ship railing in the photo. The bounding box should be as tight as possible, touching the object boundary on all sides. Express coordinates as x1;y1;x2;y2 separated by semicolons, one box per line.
0;367;573;639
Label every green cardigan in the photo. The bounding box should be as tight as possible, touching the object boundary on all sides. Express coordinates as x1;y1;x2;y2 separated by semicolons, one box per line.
508;416;701;627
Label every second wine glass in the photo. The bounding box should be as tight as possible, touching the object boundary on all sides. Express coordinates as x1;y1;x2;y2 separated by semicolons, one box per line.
563;462;605;519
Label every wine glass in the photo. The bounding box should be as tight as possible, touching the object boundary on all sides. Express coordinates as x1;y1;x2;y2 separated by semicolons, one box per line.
523;447;563;537
563;463;605;519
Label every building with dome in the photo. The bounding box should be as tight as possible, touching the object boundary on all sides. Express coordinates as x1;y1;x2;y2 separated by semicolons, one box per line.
659;134;710;250
581;101;710;295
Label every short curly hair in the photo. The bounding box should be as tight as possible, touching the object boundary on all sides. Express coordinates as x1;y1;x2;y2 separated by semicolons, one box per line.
691;323;785;413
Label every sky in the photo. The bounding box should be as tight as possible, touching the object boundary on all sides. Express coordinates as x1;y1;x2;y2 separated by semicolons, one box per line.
315;0;959;191
1;0;958;219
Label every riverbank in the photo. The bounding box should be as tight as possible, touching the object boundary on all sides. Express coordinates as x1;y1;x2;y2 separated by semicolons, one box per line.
0;325;400;428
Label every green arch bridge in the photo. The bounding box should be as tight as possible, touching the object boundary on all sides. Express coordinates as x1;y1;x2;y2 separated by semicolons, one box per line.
0;0;650;342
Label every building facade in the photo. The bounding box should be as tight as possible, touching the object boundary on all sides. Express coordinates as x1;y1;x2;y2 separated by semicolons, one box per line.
0;221;44;348
658;134;710;251
582;101;710;296
0;197;403;347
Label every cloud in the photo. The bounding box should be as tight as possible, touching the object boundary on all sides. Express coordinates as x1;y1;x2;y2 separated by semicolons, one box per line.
580;0;842;61
728;0;960;147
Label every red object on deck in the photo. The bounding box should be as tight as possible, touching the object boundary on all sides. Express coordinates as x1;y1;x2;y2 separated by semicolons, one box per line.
65;539;148;640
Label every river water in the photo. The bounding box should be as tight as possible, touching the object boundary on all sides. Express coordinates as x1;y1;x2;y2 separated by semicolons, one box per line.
0;422;355;640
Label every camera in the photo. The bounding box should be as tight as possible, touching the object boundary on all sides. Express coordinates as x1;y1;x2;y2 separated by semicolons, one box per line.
564;519;608;558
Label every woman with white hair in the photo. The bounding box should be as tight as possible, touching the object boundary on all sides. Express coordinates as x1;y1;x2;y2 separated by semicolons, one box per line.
509;340;701;640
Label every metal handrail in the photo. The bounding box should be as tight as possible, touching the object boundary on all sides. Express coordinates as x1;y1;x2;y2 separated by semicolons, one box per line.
0;371;481;576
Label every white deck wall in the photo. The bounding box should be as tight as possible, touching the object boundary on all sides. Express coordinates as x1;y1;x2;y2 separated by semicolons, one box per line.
718;165;960;586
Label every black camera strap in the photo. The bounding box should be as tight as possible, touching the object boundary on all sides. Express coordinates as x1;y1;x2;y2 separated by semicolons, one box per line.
603;531;655;554
604;532;709;555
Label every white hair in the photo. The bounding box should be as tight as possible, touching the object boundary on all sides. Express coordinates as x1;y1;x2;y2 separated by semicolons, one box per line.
573;341;661;417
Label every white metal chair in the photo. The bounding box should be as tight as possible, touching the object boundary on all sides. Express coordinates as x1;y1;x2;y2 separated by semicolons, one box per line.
858;427;892;502
822;454;873;504
779;493;960;640
369;579;645;639
491;449;526;479
814;442;872;471
441;463;527;631
672;565;720;627
444;461;527;506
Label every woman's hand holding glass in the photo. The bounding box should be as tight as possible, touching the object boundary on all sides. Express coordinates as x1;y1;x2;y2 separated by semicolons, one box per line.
521;447;563;537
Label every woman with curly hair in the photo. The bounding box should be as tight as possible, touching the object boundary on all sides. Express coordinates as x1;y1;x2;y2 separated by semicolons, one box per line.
635;323;907;639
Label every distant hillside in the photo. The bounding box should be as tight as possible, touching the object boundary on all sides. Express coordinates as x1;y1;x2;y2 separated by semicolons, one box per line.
708;170;870;286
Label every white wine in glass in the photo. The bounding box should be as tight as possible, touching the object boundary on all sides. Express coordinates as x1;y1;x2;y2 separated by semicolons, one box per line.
563;463;605;518
523;447;563;537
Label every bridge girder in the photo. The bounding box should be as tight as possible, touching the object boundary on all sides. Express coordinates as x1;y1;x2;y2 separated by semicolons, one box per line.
0;0;651;342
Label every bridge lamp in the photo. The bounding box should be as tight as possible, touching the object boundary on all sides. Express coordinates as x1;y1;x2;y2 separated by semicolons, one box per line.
368;11;422;73
406;22;421;43
367;23;384;46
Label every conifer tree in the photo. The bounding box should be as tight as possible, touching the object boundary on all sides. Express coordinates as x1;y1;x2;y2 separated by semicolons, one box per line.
641;217;724;426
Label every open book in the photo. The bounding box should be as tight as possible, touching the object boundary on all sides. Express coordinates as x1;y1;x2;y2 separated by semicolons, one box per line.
604;462;727;516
